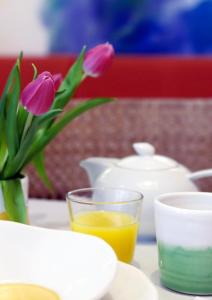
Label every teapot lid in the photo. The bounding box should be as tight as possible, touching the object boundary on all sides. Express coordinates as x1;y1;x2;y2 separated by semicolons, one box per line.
117;143;178;171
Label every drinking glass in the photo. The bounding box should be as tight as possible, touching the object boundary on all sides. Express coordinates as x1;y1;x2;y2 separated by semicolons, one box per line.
67;187;143;263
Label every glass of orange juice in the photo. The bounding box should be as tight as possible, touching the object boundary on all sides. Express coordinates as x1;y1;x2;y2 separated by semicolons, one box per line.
67;187;143;263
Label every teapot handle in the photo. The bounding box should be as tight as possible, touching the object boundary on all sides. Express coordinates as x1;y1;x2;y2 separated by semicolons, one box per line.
188;169;212;181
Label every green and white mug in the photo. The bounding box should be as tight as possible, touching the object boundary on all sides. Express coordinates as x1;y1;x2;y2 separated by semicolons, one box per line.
155;192;212;295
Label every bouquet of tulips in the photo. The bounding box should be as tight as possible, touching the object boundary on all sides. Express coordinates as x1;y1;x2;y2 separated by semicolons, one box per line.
0;43;114;223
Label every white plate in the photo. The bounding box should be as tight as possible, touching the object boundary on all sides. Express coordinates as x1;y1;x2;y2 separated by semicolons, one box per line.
0;221;117;300
103;262;158;300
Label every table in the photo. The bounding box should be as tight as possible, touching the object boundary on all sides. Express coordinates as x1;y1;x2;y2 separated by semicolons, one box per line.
29;199;211;300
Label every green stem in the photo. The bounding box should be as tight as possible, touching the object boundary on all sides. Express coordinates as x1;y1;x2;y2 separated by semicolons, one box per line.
21;112;33;144
1;177;27;223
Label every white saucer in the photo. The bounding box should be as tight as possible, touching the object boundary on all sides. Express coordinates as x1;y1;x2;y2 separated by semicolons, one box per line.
102;262;158;300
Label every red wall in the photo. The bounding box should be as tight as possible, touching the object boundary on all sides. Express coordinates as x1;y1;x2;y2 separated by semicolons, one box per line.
1;56;212;98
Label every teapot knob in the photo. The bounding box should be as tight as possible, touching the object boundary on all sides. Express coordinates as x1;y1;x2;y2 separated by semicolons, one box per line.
133;143;155;156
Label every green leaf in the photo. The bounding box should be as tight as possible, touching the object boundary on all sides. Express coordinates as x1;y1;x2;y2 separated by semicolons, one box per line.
1;178;27;223
60;46;86;90
33;151;53;191
55;88;67;96
0;53;22;176
0;57;21;147
53;46;86;110
0;56;21;105
5;62;21;160
18;51;23;63
51;98;114;136
17;105;28;140
24;98;114;164
0;59;21;177
3;109;61;177
20;113;34;145
0;123;8;173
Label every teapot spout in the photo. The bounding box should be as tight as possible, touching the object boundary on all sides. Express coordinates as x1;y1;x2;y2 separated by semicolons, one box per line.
188;168;212;181
80;157;119;186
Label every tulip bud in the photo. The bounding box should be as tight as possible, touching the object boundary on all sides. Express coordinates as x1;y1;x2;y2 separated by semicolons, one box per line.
83;43;114;77
21;72;56;116
53;73;63;91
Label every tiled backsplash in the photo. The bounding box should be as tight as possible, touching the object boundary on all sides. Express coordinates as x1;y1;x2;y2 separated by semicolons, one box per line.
28;99;212;199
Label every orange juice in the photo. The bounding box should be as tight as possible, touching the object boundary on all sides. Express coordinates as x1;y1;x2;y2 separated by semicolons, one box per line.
71;211;138;263
0;211;29;223
0;212;9;220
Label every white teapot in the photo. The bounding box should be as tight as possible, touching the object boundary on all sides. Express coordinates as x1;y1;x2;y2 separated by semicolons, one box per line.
80;143;212;240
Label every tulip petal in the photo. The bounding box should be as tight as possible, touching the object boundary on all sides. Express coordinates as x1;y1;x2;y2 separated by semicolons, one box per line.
53;73;63;91
83;43;114;77
38;71;54;80
27;78;55;115
21;72;56;116
21;77;43;107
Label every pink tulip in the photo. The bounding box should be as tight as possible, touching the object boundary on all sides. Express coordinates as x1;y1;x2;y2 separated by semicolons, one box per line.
21;72;56;116
53;73;63;91
83;43;115;77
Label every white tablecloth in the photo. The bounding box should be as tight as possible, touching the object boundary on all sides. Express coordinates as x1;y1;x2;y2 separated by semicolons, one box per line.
28;199;210;300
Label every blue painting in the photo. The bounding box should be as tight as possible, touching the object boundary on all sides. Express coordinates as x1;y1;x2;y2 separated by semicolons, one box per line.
42;0;212;55
0;0;211;55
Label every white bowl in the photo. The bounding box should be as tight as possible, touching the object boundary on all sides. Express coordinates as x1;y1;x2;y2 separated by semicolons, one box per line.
0;221;117;300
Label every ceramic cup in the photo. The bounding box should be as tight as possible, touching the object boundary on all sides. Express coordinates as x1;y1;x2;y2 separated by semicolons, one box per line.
155;192;212;295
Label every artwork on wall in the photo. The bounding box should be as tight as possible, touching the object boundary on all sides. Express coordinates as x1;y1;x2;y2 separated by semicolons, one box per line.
0;0;211;55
